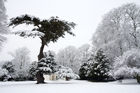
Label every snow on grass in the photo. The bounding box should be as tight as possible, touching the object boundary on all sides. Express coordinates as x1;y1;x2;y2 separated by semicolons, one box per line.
0;80;140;93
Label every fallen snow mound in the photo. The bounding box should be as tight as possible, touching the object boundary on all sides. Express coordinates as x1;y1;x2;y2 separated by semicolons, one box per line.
0;80;140;93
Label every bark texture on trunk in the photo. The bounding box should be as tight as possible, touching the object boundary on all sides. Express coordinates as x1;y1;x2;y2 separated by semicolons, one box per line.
36;39;45;84
38;43;45;61
36;71;45;84
136;75;140;84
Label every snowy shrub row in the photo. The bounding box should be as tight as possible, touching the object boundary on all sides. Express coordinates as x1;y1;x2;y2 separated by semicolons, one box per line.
0;61;37;81
0;50;80;81
56;65;79;80
110;49;140;80
37;51;79;80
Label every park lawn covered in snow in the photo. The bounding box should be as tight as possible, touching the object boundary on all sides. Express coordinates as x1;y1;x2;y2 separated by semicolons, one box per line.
0;80;140;93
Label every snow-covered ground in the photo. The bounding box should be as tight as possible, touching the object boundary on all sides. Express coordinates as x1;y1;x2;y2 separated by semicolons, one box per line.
0;80;140;93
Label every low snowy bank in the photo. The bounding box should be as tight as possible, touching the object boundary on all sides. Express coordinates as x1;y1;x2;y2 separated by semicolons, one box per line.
0;80;140;93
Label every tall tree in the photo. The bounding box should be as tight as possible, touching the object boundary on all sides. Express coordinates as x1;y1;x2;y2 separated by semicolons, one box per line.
9;15;76;60
77;44;90;66
0;0;8;50
56;46;79;73
9;15;75;83
56;44;90;74
92;3;140;61
10;47;30;71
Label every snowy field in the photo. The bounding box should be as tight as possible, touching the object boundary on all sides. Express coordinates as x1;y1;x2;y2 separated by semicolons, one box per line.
0;80;140;93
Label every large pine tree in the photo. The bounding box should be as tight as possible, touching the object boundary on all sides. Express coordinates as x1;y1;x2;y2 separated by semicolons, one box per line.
88;49;110;81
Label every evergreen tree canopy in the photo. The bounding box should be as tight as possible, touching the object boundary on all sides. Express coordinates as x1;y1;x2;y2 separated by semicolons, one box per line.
79;62;91;80
28;61;38;80
2;61;15;73
9;14;76;60
9;15;75;43
79;49;110;81
88;49;110;81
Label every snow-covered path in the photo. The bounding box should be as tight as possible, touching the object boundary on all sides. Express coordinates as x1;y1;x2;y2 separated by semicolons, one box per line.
0;80;140;93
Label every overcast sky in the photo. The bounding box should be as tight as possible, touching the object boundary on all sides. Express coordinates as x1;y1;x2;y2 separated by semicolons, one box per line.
0;0;140;61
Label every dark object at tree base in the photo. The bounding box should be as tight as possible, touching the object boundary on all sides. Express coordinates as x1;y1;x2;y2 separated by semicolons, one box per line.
136;75;140;84
66;77;71;81
36;82;46;84
36;71;45;84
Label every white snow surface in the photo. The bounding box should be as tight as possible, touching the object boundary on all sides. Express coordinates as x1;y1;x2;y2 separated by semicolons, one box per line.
0;80;140;93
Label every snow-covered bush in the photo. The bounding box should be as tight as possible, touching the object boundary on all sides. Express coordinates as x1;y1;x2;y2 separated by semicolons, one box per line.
0;60;32;81
5;47;31;81
79;62;92;80
2;61;15;74
0;60;37;81
1;61;16;81
0;67;8;81
13;69;30;81
0;68;8;77
28;61;38;80
88;49;110;81
56;65;79;80
37;51;57;74
111;49;140;79
79;49;110;81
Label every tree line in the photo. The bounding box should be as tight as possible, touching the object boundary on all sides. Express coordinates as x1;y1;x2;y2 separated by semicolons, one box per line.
0;0;140;83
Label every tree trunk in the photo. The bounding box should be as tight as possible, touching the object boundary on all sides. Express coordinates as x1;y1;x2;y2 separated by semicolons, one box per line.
36;71;45;84
136;75;140;84
36;39;45;84
38;40;45;60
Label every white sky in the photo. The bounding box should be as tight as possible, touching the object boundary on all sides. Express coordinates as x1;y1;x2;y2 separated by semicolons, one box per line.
0;0;140;61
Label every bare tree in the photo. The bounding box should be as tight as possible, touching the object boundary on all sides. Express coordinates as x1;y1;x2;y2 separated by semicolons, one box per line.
56;46;79;73
10;47;30;71
123;3;140;48
92;3;140;61
0;0;8;50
